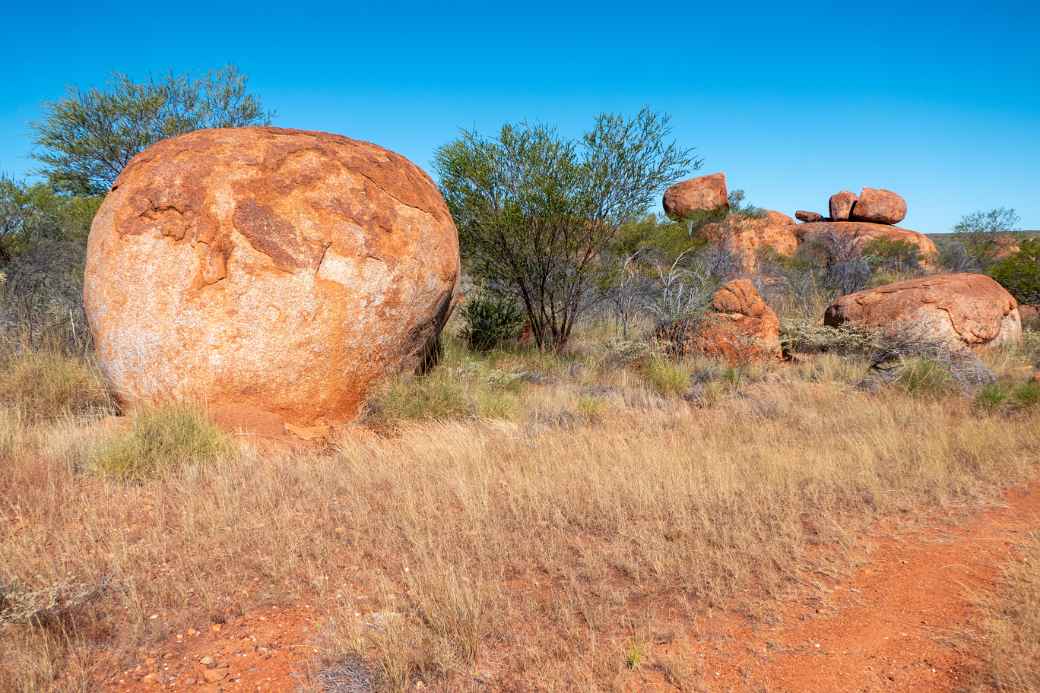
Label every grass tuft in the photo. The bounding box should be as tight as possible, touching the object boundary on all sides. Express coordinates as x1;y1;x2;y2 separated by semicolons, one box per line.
0;351;113;422
89;403;231;481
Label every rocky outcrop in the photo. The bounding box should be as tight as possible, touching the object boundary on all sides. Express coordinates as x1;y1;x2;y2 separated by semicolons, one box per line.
795;221;939;268
829;191;858;221
849;188;907;225
823;273;1021;352
700;211;799;272
663;172;728;220
84;127;460;435
795;210;823;222
687;279;782;363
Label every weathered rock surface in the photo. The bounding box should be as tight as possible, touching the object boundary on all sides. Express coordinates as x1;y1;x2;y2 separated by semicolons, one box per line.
690;279;782;363
849;188;907;224
795;210;824;223
700;210;799;272
829;191;858;221
824;273;1021;352
795;221;939;268
85;127;460;433
663;172;728;220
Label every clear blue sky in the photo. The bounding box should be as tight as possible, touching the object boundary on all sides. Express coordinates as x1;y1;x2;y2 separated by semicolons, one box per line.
2;1;1037;232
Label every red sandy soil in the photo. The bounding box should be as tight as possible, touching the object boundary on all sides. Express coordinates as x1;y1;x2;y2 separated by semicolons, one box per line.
108;484;1040;692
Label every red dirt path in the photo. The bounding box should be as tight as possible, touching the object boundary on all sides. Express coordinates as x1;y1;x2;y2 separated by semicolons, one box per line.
109;484;1040;692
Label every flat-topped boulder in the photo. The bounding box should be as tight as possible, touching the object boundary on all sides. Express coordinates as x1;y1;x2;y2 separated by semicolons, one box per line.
824;273;1021;352
795;210;824;222
84;126;460;435
663;172;728;220
795;221;939;268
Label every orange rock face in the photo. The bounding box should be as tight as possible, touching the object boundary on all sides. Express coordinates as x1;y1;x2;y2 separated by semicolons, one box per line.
824;274;1021;352
689;279;782;363
829;191;858;221
700;210;799;272
663;172;728;220
85;127;460;432
795;221;939;268
849;188;907;224
795;210;823;222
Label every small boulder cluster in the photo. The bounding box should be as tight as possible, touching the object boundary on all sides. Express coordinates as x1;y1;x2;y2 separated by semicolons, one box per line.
795;187;907;225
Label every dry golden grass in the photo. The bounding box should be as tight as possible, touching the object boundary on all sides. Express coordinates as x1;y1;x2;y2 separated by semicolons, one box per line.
2;333;1040;690
971;532;1040;692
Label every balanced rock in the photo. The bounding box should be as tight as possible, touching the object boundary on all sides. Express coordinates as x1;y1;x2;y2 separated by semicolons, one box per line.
849;188;906;224
663;172;728;220
85;127;460;434
795;210;824;222
795;221;939;268
824;274;1021;352
688;279;782;363
829;191;858;221
700;210;799;273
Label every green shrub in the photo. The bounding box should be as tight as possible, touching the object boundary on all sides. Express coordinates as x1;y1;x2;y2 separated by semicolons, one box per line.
989;239;1040;305
975;381;1040;415
641;356;690;397
459;293;525;352
892;357;957;399
862;238;921;273
90;403;231;481
0;351;113;422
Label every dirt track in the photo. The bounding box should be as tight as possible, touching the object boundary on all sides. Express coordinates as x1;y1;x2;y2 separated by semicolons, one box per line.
109;484;1040;692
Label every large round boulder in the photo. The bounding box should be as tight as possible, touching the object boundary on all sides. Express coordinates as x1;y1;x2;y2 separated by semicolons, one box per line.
85;127;460;434
824;273;1021;352
849;187;907;224
663;172;728;220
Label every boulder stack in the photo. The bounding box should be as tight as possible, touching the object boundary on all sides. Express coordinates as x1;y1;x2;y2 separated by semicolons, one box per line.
793;187;934;265
84;127;461;436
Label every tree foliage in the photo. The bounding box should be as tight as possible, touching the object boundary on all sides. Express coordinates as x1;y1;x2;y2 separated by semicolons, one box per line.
0;177;101;262
952;207;1020;270
32;65;273;195
989;239;1040;305
435;109;698;350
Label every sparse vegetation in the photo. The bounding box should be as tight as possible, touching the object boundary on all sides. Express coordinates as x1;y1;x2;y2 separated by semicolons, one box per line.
0;350;112;422
2;322;1039;690
971;532;1040;692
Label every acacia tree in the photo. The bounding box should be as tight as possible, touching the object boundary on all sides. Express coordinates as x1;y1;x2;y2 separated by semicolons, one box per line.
952;207;1020;270
435;109;698;351
32;65;273;194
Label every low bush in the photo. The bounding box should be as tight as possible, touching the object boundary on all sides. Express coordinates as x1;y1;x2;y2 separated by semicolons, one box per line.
974;381;1040;415
0;350;112;422
640;356;690;397
779;318;880;356
89;403;231;481
459;293;525;352
891;357;958;399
